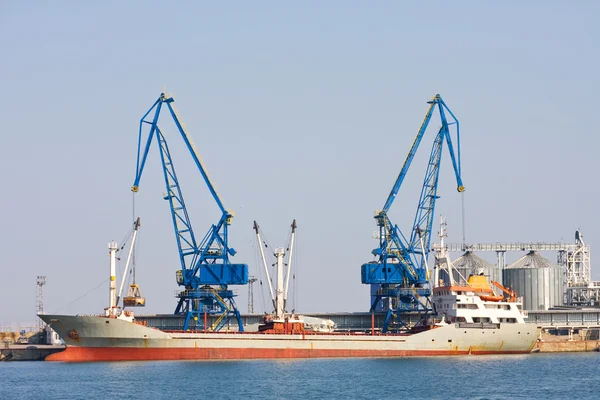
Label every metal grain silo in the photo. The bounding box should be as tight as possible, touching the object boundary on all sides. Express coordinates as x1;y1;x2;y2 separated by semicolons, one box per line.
440;251;500;285
503;251;563;311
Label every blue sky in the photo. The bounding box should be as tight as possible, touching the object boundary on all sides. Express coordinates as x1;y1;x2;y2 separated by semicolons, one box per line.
1;1;598;325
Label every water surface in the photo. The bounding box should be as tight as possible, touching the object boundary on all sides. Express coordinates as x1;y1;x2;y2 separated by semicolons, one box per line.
1;353;598;399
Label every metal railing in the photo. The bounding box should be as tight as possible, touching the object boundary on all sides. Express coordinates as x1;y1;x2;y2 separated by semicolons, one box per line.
432;242;582;252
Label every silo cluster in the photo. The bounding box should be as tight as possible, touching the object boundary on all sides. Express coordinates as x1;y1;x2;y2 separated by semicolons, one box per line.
503;251;563;311
441;251;500;285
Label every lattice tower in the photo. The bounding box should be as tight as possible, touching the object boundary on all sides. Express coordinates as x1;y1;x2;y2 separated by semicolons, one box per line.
248;276;257;313
36;276;47;330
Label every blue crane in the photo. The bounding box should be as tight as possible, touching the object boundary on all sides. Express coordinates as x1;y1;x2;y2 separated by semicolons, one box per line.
132;93;248;332
361;94;464;332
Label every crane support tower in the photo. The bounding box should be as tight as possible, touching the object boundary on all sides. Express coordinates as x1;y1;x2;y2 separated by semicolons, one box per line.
132;93;248;332
361;94;464;332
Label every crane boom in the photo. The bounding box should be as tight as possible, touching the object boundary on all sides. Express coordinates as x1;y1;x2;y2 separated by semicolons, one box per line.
116;218;141;306
253;221;276;309
164;97;227;215
284;219;297;304
382;100;437;213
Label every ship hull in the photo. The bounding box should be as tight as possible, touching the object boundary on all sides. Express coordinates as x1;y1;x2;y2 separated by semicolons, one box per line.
40;315;539;362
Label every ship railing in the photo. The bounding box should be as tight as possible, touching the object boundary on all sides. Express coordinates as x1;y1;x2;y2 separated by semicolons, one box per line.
457;322;500;329
174;288;239;298
375;287;430;297
431;242;586;252
165;329;412;337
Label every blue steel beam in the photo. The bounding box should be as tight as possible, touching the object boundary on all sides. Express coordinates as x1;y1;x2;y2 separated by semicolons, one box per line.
163;98;227;215
408;130;444;281
381;99;437;213
132;98;163;192
156;128;199;271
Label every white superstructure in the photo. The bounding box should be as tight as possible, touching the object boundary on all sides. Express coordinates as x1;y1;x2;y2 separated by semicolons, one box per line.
432;217;528;326
433;284;526;324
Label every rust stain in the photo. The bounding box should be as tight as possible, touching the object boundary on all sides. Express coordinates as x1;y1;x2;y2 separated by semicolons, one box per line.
68;329;80;343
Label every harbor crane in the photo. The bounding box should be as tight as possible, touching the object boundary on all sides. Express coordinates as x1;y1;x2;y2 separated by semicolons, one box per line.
132;93;248;332
361;94;464;332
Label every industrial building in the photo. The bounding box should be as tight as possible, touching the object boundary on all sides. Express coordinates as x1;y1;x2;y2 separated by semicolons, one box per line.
434;230;596;310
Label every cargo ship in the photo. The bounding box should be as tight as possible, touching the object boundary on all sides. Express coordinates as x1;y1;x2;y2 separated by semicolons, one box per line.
39;228;538;361
39;272;538;361
41;289;538;361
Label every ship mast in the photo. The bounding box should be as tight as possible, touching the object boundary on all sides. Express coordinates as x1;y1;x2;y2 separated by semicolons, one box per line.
275;247;285;319
434;217;455;287
108;241;118;316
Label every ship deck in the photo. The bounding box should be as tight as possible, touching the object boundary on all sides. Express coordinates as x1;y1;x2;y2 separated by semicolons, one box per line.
134;309;600;332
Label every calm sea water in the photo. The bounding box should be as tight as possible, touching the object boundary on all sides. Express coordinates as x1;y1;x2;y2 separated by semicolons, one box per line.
1;353;599;399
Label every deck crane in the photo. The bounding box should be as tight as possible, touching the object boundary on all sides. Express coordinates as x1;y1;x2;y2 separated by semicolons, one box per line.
361;94;464;332
117;217;146;308
253;220;297;319
491;281;518;303
132;93;248;332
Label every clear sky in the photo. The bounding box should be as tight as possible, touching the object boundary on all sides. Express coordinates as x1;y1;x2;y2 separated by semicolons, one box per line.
1;1;598;325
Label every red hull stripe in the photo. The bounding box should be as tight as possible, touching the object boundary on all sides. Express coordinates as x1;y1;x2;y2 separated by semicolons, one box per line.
45;347;531;362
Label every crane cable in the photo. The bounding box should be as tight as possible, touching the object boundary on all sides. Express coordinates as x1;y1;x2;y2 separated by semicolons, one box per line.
284;223;297;312
251;238;267;314
461;192;467;249
257;225;276;286
129;192;143;286
51;278;110;314
292;233;298;312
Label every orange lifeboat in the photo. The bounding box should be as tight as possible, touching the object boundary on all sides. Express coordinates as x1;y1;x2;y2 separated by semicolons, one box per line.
491;280;518;302
466;274;503;301
478;293;504;302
